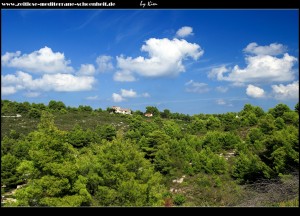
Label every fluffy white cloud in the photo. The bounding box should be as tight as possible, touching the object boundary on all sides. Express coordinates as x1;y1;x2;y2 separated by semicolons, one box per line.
96;55;114;72
185;80;210;93
243;42;286;56
1;46;74;74
176;26;193;38
208;66;228;80
112;88;150;102
1;86;17;96
120;89;137;98
115;38;203;81
1;71;95;94
216;86;228;93
113;70;136;82
1;51;21;63
112;93;125;102
77;64;96;76
208;43;297;84
246;84;265;98
271;81;299;100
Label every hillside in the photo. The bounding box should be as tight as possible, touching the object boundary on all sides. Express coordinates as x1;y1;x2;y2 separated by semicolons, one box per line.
1;100;299;207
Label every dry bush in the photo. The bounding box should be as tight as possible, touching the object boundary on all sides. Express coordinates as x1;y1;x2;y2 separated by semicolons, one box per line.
237;171;299;206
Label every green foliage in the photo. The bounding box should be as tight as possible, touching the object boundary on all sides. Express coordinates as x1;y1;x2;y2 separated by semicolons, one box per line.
15;102;31;115
189;118;207;134
232;151;272;183
67;124;94;147
295;102;299;113
258;114;275;135
206;116;221;130
202;131;240;152
85;138;166;206
173;194;186;206
1;100;17;115
275;117;285;130
269;103;291;118
1;100;298;206
32;103;47;111
247;112;258;126
162;120;182;139
263;127;299;174
276;197;299;207
247;128;264;144
240;104;265;118
145;106;160;117
106;107;115;113
1;154;22;187
12;115;92;206
48;100;66;111
17;160;40;180
192;148;228;175
28;108;41;118
161;109;171;119
133;110;144;116
153;143;172;174
282;111;299;127
182;173;245;206
78;105;93;112
221;112;240;131
96;124;116;141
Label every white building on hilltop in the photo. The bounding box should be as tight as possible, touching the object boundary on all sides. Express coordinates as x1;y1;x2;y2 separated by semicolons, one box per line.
112;106;132;115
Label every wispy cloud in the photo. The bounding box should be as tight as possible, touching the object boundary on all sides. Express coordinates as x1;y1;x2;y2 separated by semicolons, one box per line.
216;86;229;93
185;80;210;93
130;97;249;106
86;95;99;100
193;63;232;73
215;99;233;107
67;11;102;31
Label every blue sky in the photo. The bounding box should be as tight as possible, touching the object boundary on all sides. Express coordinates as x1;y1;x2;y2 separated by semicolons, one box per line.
1;10;299;114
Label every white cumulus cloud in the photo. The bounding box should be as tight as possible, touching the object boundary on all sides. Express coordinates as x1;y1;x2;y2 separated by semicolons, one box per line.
1;71;95;95
1;86;17;96
271;81;299;100
208;66;228;80
114;38;203;81
246;84;265;98
112;88;150;102
185;80;210;93
120;89;137;98
243;42;287;56
113;70;136;82
176;26;194;38
1;46;74;74
208;43;297;84
77;64;96;76
112;93;125;102
96;55;114;72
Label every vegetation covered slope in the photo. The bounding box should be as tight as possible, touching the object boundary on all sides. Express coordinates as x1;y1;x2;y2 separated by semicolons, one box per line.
1;100;299;206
